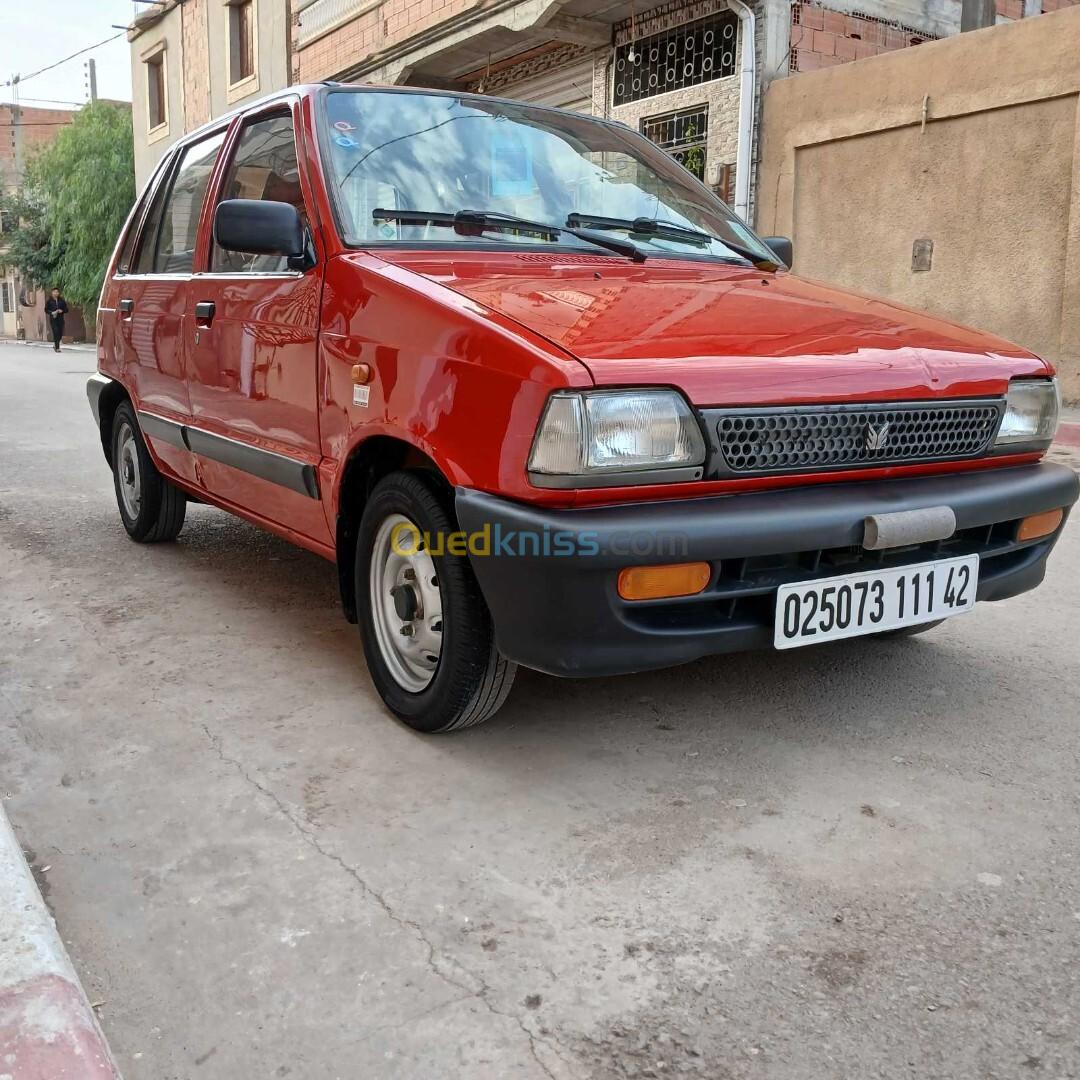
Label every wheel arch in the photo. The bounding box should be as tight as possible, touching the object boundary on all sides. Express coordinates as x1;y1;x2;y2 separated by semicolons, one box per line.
334;435;452;622
97;378;132;467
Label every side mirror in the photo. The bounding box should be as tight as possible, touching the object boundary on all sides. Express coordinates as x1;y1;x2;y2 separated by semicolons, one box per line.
213;199;313;270
762;236;793;268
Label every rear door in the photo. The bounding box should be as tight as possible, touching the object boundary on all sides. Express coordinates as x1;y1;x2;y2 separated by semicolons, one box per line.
185;102;329;546
114;130;227;487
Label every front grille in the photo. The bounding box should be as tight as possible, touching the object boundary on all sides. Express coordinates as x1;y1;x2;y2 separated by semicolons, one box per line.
706;399;1003;476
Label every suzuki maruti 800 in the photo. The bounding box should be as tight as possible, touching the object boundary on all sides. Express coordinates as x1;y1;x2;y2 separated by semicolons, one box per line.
88;85;1078;731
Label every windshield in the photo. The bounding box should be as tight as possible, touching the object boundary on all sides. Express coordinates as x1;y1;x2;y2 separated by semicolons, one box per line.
321;89;777;264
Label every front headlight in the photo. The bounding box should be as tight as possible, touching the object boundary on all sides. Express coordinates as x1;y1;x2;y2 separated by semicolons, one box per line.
994;378;1060;452
528;389;707;487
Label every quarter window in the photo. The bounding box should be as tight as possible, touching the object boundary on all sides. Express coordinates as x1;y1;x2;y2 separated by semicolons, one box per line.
134;131;226;274
211;113;307;273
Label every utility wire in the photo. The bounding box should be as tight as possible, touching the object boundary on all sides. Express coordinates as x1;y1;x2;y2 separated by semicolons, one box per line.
4;31;125;88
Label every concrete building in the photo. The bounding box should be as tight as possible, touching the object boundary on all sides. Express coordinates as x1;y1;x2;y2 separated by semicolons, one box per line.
127;0;292;187
756;3;1080;396
289;0;1074;222
125;0;1077;216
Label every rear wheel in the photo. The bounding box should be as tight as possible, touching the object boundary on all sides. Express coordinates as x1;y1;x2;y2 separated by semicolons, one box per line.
111;402;187;542
356;471;516;732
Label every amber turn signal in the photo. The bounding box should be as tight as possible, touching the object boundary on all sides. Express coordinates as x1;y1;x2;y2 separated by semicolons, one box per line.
351;363;373;384
617;562;711;601
1017;507;1064;541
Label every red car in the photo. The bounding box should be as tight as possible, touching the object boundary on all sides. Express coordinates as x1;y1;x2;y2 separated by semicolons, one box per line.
89;84;1077;732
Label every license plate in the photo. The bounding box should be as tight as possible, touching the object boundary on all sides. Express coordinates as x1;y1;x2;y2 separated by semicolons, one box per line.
774;554;979;649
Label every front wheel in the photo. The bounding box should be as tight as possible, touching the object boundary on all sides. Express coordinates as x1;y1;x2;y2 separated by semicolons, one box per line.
356;471;516;733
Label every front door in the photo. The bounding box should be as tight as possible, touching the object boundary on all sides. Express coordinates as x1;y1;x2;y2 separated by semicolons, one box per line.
185;104;330;547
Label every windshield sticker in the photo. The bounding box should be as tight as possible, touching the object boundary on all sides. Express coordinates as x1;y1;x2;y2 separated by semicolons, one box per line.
335;134;360;150
490;127;534;198
333;120;357;132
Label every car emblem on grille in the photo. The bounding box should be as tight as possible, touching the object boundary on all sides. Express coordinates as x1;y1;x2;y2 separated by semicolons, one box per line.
865;421;891;451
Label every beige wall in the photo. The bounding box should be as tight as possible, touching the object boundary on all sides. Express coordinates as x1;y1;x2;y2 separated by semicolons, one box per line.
756;5;1080;400
130;7;186;189
130;0;291;190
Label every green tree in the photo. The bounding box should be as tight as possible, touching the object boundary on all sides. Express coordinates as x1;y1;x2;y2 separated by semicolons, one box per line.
2;102;135;313
0;187;62;290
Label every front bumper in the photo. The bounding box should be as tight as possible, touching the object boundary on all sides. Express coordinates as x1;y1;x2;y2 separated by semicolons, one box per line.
456;463;1078;677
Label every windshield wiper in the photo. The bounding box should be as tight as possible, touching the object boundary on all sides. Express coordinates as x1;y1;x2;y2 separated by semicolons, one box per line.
371;208;647;262
565;213;779;271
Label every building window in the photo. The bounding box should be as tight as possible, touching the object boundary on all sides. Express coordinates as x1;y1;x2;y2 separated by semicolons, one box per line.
146;49;166;130
641;106;709;181
1;282;12;314
614;12;738;106
229;0;256;85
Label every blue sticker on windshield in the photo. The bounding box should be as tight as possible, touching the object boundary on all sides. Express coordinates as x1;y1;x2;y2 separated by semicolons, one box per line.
334;135;360;149
490;125;534;198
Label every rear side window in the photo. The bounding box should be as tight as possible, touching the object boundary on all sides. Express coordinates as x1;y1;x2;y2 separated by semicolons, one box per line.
133;130;226;274
211;112;307;273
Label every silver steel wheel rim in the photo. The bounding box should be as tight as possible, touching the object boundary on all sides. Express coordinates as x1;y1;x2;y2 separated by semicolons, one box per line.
118;422;142;519
369;513;443;693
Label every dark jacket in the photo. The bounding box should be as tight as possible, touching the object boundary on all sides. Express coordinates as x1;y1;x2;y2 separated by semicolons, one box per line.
45;296;69;320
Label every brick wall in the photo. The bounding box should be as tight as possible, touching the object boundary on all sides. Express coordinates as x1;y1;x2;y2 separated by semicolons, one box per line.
790;2;936;72
1042;0;1080;11
294;0;484;82
181;0;211;131
0;104;78;190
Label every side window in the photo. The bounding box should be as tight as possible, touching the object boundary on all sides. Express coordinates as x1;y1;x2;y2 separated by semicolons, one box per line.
133;130;226;275
211;113;308;274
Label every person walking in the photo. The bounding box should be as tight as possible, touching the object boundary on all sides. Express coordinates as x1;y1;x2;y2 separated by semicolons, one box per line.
44;287;69;352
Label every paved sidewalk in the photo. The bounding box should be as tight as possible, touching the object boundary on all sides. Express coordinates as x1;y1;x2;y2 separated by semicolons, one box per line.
0;807;119;1080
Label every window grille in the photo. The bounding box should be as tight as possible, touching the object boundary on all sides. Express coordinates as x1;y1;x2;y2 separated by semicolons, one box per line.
613;12;738;106
641;106;709;180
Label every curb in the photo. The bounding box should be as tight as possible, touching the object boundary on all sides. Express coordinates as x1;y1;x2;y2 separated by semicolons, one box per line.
0;807;121;1079
1055;420;1080;449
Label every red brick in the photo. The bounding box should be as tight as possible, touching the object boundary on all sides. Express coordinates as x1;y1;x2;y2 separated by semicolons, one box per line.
812;29;836;54
822;9;846;33
834;34;857;59
789;24;807;47
801;6;825;30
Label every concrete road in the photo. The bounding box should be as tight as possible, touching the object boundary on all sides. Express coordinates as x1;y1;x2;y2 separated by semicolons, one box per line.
2;340;1079;1080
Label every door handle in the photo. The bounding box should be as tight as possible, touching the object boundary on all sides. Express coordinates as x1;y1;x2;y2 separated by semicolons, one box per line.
194;301;216;327
119;298;134;317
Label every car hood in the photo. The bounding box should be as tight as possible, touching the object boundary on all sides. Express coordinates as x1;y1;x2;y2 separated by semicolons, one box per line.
376;251;1048;406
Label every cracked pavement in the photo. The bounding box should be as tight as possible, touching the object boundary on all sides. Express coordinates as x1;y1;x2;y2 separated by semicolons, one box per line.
2;343;1080;1079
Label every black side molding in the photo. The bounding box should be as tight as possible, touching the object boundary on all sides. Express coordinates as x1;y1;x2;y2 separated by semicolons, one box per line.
137;411;320;499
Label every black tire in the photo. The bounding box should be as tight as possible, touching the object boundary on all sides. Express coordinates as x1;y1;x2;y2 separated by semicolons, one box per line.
111;402;187;542
356;471;516;733
875;619;945;639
